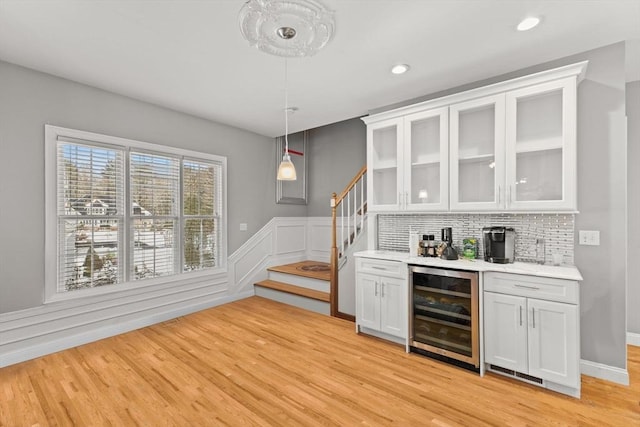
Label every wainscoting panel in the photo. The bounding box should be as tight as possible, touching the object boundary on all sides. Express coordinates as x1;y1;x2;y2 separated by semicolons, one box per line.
232;232;272;287
275;220;307;255
307;217;332;262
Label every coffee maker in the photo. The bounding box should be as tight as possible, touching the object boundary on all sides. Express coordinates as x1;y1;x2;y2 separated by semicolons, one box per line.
482;226;516;263
440;227;458;260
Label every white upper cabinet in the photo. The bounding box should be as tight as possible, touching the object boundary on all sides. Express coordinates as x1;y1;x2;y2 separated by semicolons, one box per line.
367;117;403;210
505;78;577;211
450;77;578;212
450;94;506;211
404;108;449;211
367;109;449;212
363;61;587;213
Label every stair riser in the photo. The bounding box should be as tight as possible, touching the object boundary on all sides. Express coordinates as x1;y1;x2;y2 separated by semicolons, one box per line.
268;272;330;292
255;287;330;315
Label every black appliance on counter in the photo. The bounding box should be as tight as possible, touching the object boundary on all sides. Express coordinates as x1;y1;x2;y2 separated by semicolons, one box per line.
482;226;516;264
440;227;458;260
409;266;479;372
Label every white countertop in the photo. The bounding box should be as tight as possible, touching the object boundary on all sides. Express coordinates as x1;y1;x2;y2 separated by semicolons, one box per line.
354;250;583;281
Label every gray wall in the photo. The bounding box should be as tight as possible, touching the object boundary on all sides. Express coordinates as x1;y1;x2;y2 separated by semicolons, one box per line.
0;60;306;313
627;81;640;336
370;42;629;369
307;118;367;216
571;43;627;369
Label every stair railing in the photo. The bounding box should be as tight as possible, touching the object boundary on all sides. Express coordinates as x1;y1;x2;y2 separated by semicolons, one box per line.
330;165;367;319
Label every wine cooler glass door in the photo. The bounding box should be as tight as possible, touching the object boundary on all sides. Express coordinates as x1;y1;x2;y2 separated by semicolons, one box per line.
410;266;479;367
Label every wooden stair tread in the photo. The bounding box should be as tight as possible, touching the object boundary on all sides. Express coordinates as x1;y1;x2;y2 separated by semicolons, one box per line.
255;280;330;303
267;261;330;281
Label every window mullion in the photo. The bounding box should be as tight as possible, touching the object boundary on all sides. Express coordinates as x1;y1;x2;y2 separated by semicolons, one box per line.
124;148;131;284
178;159;184;275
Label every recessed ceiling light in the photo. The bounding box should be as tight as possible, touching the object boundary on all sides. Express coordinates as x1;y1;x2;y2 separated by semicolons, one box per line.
391;64;410;75
517;16;540;31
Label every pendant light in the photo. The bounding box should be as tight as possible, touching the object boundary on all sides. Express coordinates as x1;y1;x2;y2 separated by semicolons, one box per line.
277;58;297;181
239;0;335;181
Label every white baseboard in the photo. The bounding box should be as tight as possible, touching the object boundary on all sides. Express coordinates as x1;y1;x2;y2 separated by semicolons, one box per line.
580;359;630;386
627;332;640;347
0;290;253;368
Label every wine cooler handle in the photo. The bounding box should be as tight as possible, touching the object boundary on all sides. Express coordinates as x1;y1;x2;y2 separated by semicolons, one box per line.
381;282;385;298
498;185;501;205
532;308;536;328
519;306;523;326
375;281;378;297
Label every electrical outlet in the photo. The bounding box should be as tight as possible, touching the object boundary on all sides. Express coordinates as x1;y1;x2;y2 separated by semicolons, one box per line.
239;223;248;232
578;230;600;246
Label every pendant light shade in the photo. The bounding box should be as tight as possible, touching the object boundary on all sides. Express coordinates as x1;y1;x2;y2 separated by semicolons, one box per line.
277;152;297;180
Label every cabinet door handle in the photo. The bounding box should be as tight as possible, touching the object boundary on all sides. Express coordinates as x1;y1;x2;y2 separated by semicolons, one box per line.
498;185;501;205
381;282;385;298
398;192;402;208
375;282;379;296
514;284;540;290
532;308;536;328
519;306;523;326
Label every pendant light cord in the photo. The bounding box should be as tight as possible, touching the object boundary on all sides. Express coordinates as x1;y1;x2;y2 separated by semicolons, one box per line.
284;58;289;155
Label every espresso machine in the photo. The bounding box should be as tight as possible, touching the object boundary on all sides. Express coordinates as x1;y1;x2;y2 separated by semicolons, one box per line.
440;227;458;260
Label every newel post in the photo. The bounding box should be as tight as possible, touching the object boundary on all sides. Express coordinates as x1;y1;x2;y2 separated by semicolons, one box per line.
330;192;338;317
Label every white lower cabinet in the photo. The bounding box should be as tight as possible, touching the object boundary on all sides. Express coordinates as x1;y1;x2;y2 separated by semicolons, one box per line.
484;272;580;396
355;258;407;341
527;298;578;385
484;292;529;373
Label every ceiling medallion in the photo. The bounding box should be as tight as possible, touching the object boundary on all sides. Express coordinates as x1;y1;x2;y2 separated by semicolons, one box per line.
239;0;335;57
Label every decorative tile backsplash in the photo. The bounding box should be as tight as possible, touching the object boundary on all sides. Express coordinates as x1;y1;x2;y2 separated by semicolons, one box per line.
377;213;575;265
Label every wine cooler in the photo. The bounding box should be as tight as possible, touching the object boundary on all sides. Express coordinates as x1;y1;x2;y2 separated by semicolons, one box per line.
409;266;479;370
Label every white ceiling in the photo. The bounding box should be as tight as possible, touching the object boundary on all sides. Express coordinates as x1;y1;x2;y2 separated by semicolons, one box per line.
0;0;638;137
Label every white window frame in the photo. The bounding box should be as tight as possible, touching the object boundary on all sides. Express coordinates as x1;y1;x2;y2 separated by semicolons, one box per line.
45;125;227;303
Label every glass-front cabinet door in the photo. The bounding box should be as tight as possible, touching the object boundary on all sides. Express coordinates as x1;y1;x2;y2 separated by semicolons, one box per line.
367;117;403;211
403;107;449;211
505;78;577;211
450;94;506;211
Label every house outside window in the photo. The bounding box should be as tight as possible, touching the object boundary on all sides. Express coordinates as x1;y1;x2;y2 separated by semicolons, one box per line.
45;125;227;301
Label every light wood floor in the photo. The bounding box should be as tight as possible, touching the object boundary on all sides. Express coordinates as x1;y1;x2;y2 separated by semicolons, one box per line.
1;297;638;426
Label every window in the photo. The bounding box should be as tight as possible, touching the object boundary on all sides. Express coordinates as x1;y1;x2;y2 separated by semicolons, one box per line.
45;126;226;300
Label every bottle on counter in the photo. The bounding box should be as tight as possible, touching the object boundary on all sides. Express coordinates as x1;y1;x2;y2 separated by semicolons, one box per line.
426;235;437;257
419;235;429;257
